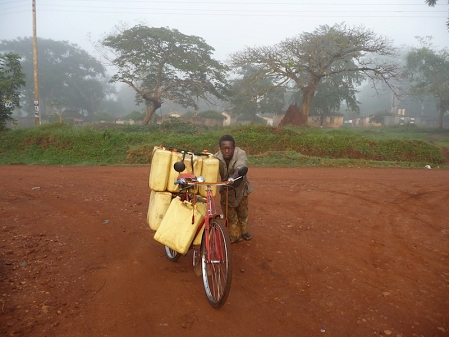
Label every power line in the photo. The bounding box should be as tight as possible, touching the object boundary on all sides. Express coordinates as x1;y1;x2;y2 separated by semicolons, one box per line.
1;0;447;18
1;0;28;4
1;0;448;5
0;9;446;18
1;4;446;14
24;5;449;13
1;5;28;10
35;0;449;4
2;10;444;19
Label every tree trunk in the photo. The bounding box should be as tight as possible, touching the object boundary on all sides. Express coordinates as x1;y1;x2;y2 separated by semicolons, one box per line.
279;75;321;127
279;77;320;127
438;107;445;129
298;87;316;126
141;100;161;126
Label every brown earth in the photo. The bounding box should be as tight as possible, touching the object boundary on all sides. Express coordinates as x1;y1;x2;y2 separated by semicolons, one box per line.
278;104;307;127
1;166;448;337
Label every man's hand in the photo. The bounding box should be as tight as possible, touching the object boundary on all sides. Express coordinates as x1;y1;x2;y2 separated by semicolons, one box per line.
231;168;241;179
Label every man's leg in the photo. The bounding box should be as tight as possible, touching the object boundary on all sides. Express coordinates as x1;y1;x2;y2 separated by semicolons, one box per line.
221;200;242;242
236;196;251;240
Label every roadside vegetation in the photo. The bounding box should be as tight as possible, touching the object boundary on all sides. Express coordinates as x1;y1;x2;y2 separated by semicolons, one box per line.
0;122;447;168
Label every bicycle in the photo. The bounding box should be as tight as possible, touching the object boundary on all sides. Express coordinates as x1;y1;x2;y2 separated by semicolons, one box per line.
157;151;248;308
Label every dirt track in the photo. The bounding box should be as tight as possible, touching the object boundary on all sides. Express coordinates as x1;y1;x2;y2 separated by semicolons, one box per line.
1;166;448;337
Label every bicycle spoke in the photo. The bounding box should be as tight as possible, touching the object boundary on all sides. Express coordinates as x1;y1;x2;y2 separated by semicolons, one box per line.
164;245;180;262
201;220;232;308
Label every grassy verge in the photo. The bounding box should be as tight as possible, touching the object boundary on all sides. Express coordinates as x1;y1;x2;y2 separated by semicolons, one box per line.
0;122;447;168
248;151;440;168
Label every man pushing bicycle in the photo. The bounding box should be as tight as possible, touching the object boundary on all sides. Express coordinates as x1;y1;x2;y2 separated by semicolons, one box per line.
215;135;253;244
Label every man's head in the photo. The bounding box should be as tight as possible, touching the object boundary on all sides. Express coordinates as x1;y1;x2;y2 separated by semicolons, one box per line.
219;135;235;161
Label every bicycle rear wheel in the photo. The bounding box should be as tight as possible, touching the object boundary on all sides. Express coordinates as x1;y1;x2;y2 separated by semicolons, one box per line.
164;246;181;262
200;220;232;308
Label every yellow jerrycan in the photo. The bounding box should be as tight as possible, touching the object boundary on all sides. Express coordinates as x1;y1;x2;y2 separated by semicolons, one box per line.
147;190;173;231
154;197;206;254
199;155;219;197
149;146;171;191
167;151;203;193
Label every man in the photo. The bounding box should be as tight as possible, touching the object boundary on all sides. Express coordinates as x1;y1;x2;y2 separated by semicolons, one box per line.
215;135;253;243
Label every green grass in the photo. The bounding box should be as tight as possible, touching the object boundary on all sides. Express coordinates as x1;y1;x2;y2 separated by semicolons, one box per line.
249;151;439;168
348;126;449;148
0;122;447;168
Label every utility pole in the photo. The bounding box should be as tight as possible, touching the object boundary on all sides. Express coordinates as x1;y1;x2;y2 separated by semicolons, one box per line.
32;0;40;126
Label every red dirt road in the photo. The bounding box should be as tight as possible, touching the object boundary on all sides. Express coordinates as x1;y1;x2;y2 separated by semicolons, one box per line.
1;166;448;337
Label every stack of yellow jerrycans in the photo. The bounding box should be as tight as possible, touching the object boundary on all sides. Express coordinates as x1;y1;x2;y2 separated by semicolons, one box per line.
147;146;219;254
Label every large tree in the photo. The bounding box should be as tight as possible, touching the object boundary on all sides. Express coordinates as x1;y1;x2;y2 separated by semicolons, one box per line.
289;63;363;117
99;25;228;125
404;38;449;128
0;38;108;117
228;65;285;122
230;23;399;126
0;53;25;130
425;0;449;30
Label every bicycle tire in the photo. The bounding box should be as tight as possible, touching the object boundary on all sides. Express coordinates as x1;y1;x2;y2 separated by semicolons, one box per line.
164;245;181;262
200;220;232;308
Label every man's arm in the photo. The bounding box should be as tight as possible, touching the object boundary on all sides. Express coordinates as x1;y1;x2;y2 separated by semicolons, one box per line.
233;148;248;171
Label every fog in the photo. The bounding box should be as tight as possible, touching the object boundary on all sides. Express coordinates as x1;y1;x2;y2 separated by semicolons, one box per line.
1;0;448;64
1;0;448;119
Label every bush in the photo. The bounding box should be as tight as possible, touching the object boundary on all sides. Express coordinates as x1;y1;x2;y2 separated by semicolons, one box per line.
371;111;393;124
198;110;226;120
122;111;145;121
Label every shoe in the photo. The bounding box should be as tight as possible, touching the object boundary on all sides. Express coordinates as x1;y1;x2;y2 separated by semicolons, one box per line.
230;237;243;244
242;233;252;241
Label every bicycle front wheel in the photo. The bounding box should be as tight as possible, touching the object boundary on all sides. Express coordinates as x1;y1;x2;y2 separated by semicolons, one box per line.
200;220;232;308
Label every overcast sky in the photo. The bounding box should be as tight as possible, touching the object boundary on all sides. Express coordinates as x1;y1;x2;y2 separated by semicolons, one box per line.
1;0;448;63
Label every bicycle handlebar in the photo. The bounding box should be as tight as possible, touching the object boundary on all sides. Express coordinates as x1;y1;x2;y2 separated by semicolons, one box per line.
174;167;247;186
174;178;236;187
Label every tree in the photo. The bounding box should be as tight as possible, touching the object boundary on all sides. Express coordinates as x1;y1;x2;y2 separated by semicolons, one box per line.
289;64;363;117
228;78;258;120
404;38;449;128
99;25;229;125
48;98;68;124
0;53;25;130
0;38;108;117
228;65;286;122
230;23;399;126
425;0;449;30
99;97;126;118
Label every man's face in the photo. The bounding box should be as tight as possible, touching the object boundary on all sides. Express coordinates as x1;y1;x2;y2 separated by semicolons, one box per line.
220;141;235;161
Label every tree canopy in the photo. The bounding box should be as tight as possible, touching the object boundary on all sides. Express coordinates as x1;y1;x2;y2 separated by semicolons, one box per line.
404;38;449;128
230;23;399;126
99;25;229;125
227;65;286;122
425;0;449;30
0;38;108;117
0;52;26;130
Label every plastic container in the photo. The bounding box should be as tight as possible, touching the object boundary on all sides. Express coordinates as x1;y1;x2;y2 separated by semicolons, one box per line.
192;202;206;246
167;152;203;193
199;155;219;197
147;190;173;230
149;147;171;191
154;197;206;254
